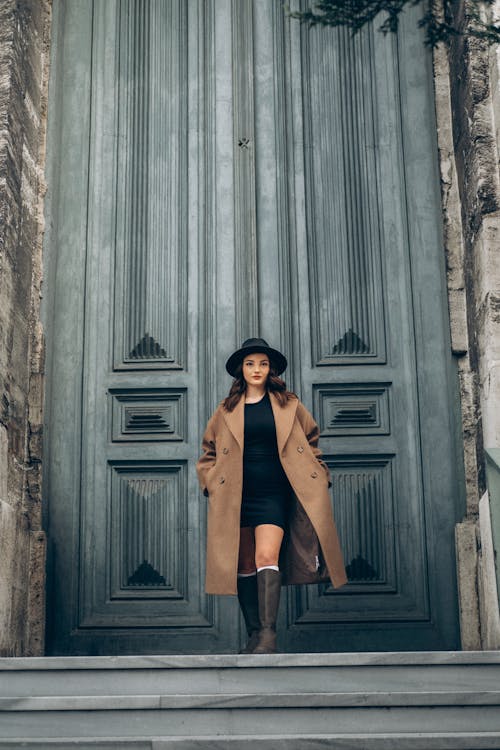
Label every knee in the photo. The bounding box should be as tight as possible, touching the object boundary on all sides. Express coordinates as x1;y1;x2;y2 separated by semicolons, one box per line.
255;551;279;568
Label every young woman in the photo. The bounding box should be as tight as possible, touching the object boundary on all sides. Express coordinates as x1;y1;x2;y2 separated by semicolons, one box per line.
197;338;347;654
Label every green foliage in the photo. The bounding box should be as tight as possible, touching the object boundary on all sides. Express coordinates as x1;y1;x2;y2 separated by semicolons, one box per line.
287;1;500;47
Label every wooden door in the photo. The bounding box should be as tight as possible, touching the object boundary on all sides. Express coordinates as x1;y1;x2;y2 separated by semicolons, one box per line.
251;2;463;651
43;0;463;654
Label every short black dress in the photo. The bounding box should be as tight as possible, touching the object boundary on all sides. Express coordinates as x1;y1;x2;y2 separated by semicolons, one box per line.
240;392;293;530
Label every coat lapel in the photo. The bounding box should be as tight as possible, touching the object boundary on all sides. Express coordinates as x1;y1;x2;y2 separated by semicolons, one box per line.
221;394;245;452
270;392;298;455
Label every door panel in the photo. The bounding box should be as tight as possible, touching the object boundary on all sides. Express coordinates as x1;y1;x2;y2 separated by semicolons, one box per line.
43;0;463;654
252;3;461;649
45;0;238;655
81;0;205;636
290;15;431;644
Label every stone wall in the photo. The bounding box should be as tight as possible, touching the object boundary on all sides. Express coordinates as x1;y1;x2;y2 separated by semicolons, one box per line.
0;0;51;656
433;0;500;649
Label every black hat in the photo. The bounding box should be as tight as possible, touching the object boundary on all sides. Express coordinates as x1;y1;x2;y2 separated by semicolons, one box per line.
225;338;288;377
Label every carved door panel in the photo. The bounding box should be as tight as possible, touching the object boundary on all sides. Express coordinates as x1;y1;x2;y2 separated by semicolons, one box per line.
44;0;242;655
44;0;463;655
250;2;463;650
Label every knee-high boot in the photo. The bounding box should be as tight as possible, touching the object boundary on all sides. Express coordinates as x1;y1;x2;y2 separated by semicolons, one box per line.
237;575;261;654
253;568;281;654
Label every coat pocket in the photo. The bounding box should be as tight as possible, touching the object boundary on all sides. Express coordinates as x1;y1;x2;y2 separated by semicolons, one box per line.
203;464;218;496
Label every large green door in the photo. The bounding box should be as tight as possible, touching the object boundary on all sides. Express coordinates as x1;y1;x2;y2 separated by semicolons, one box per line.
43;0;464;654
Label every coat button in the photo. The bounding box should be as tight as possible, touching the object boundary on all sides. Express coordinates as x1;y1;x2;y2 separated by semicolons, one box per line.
222;448;229;454
219;476;225;484
297;446;304;453
311;471;318;479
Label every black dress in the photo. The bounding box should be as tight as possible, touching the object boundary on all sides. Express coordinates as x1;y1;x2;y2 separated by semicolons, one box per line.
240;392;292;530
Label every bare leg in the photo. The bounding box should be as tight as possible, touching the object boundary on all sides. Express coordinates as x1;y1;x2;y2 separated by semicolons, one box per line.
254;524;284;568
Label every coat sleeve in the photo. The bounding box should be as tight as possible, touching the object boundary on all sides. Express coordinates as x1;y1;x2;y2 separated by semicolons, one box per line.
196;412;218;497
298;402;332;488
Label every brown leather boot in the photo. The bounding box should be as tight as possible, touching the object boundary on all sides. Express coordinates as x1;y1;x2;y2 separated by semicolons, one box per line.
237;575;261;654
253;568;281;654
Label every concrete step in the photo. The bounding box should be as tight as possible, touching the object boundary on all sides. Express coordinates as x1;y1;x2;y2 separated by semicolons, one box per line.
0;652;499;748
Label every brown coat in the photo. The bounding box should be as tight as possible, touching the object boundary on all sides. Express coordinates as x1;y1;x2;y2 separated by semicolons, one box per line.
196;392;348;595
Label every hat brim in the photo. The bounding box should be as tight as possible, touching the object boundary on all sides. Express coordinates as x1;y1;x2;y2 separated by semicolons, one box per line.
225;345;287;377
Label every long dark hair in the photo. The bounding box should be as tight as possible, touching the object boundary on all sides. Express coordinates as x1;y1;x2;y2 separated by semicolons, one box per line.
223;362;297;412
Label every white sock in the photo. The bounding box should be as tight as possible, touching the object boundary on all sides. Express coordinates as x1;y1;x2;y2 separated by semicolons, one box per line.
257;565;279;573
237;571;257;578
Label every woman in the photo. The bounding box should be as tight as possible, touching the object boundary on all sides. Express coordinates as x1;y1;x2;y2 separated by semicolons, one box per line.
197;338;347;654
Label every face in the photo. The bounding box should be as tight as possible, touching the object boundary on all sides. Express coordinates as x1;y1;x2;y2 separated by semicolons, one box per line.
242;352;270;388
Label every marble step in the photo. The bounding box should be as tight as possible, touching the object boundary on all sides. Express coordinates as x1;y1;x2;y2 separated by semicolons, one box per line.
2;735;500;750
0;652;499;746
2;689;500;710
